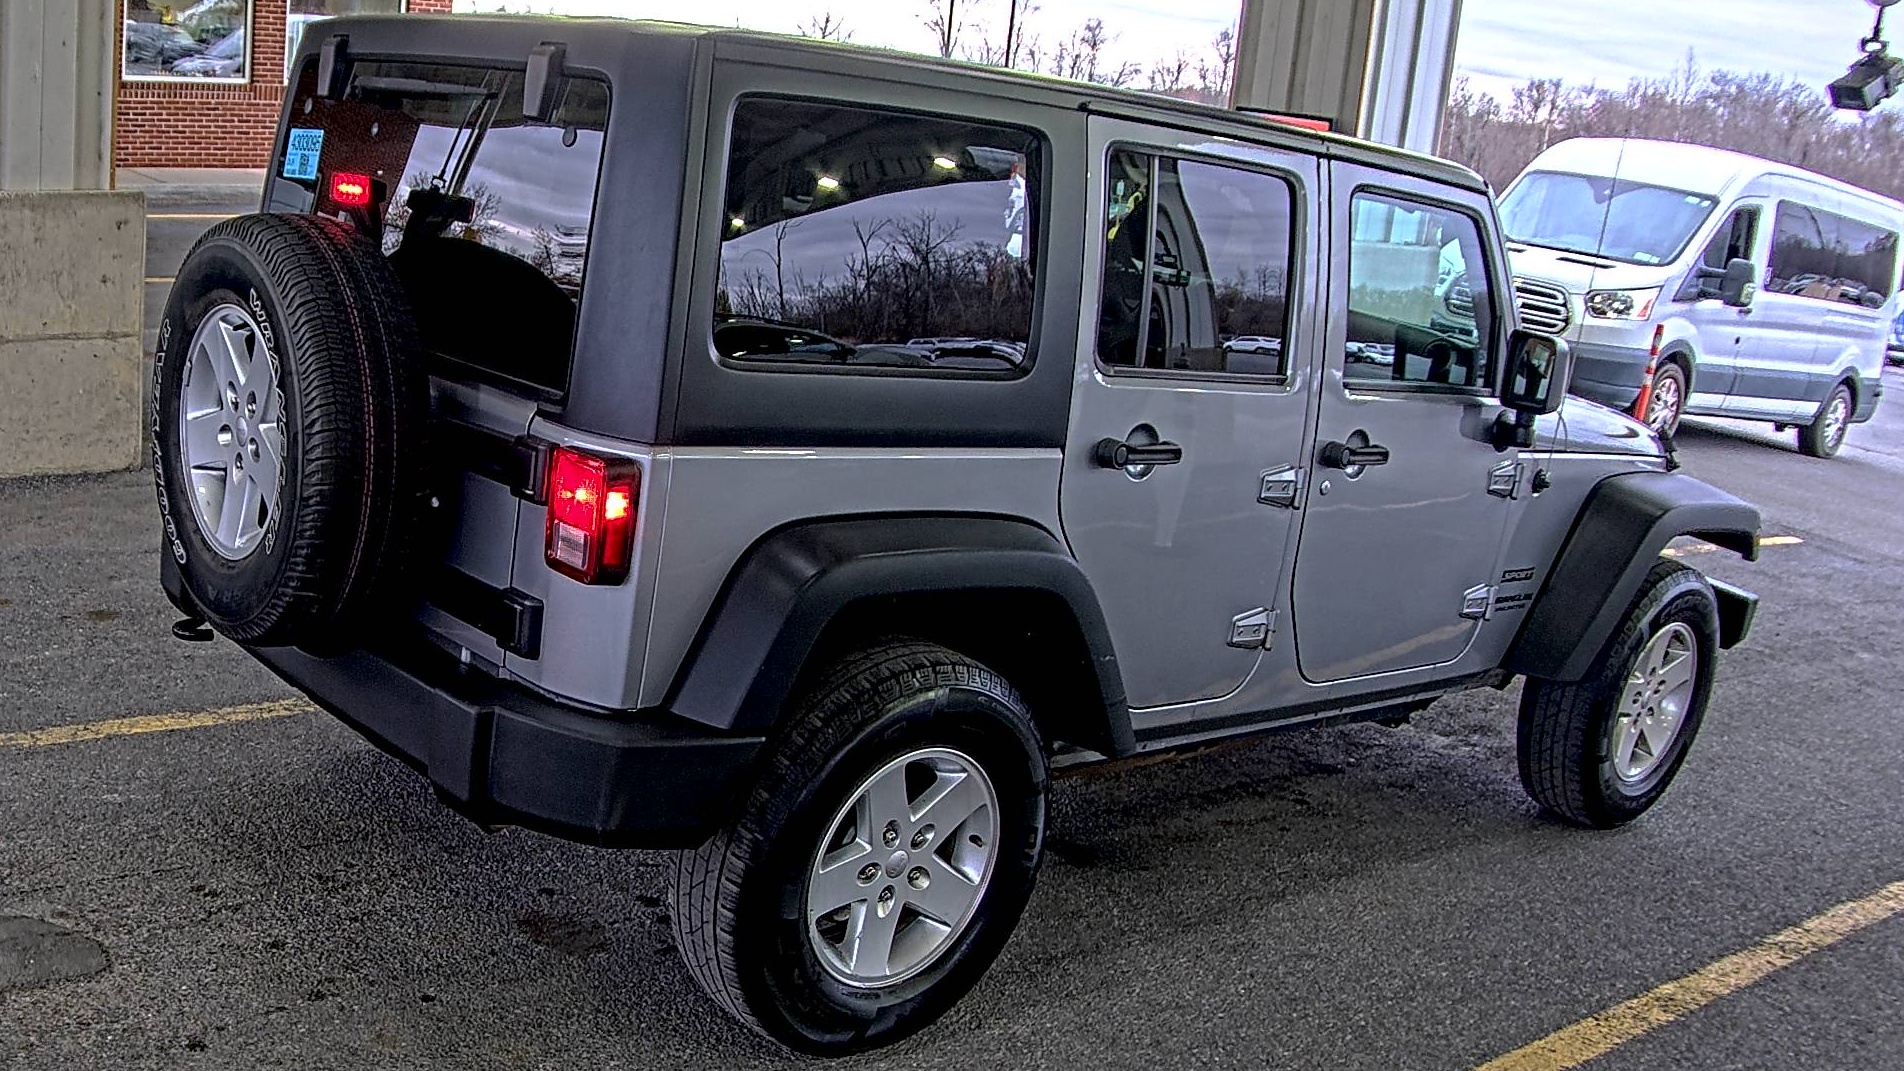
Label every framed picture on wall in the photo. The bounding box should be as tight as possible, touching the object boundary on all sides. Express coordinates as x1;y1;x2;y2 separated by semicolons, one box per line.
123;0;254;83
285;1;409;82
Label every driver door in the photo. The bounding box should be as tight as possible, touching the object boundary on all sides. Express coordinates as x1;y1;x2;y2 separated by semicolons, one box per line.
1290;167;1517;683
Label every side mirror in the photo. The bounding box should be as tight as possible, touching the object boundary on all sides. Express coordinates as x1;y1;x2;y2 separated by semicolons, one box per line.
1494;330;1574;450
1720;257;1757;307
524;42;567;124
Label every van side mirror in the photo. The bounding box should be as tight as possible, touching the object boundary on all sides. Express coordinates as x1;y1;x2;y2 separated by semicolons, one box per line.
524;42;567;123
1493;330;1574;450
1720;257;1757;307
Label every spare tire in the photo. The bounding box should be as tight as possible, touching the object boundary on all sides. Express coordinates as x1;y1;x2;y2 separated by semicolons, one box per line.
152;213;427;650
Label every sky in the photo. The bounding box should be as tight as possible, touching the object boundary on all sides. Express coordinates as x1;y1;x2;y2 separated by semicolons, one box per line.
457;0;1893;101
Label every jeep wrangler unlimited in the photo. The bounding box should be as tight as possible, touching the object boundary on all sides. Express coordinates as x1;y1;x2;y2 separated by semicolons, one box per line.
152;15;1762;1054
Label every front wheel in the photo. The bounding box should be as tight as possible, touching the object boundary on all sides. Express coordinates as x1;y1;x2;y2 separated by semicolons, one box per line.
1643;362;1686;437
1517;561;1719;828
1797;382;1852;458
671;642;1047;1054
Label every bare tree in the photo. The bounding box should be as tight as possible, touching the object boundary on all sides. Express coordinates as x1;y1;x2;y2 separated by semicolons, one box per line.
799;13;853;41
921;0;961;58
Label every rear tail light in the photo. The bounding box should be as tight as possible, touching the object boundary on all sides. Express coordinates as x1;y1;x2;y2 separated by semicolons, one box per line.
545;447;639;585
329;171;374;209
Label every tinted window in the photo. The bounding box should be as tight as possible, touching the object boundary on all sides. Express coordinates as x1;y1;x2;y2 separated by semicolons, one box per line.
1346;192;1494;389
1094;150;1295;376
274;61;609;394
714;98;1038;374
1700;208;1759;272
1767;201;1899;308
1501;171;1718;266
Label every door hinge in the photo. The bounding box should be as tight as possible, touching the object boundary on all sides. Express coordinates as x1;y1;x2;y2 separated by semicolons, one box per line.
1487;459;1524;500
1258;465;1303;509
1230;607;1277;649
1461;584;1494;620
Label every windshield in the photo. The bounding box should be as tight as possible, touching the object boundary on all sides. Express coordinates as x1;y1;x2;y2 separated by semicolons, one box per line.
1501;171;1719;266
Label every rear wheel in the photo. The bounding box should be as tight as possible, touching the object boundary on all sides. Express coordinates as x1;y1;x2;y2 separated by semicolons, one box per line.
671;642;1047;1054
1644;362;1686;437
1797;382;1853;458
1517;561;1718;828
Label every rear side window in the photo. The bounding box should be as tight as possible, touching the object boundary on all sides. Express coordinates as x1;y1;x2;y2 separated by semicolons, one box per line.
1345;191;1494;389
714;97;1039;374
272;60;610;395
1767;201;1899;308
1094;149;1296;377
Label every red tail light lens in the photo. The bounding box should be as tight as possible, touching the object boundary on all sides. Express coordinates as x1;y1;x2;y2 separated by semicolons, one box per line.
329;171;373;209
545;447;639;585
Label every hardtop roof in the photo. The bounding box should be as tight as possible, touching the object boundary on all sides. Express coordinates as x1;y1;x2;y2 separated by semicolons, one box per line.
328;12;1490;194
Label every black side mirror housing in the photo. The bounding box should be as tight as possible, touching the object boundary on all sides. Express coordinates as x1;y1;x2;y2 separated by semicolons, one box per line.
524;42;567;123
1493;329;1574;449
1720;257;1757;307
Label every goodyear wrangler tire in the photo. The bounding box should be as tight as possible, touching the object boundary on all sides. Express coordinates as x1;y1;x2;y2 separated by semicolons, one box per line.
152;213;426;650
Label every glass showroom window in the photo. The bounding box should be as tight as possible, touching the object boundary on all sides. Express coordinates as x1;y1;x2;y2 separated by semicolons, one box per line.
124;0;252;83
286;1;406;81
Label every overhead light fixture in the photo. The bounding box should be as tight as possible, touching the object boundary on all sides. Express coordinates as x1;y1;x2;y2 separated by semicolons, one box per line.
729;216;745;230
816;175;841;191
1833;0;1904;111
932;156;959;170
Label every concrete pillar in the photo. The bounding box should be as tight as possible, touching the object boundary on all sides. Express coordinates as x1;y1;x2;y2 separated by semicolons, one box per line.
0;0;117;191
1;0;144;476
1231;0;1465;155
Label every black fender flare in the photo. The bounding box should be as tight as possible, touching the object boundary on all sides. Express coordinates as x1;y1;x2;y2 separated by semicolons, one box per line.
1505;471;1760;682
664;515;1133;756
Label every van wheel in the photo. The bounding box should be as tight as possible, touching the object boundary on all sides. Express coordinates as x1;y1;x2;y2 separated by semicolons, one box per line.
671;642;1047;1055
1797;383;1852;458
1517;561;1718;829
152;213;426;650
1644;363;1686;437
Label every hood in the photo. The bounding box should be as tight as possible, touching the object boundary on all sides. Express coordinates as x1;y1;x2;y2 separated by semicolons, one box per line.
1505;243;1681;298
1557;395;1664;457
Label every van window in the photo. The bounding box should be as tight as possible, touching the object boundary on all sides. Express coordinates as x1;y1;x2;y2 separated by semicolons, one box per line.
1094;149;1296;376
1767;201;1899;308
272;60;610;396
714;98;1039;374
1500;171;1718;267
1345;192;1493;389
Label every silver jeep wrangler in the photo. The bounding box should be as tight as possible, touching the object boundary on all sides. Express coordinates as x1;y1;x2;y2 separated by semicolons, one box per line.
152;15;1761;1054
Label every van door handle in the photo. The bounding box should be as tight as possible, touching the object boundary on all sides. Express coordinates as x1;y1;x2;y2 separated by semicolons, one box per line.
1320;440;1390;469
1094;437;1183;469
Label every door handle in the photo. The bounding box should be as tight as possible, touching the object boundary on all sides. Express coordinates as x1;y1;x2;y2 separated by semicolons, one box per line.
1094;436;1184;469
1319;440;1391;469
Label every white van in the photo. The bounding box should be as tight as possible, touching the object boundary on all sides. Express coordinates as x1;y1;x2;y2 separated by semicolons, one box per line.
1499;138;1901;457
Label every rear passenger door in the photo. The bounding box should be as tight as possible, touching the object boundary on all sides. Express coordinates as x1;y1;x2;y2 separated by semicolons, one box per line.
1060;118;1319;711
1289;165;1515;683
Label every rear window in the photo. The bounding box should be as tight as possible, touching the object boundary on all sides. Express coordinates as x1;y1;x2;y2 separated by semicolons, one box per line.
271;60;610;395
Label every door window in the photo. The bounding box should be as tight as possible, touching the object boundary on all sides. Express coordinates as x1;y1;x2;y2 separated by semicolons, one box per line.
1767;201;1899;308
1345;192;1495;389
1682;207;1759;301
1095;150;1296;377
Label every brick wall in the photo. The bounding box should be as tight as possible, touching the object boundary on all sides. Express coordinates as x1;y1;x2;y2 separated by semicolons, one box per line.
114;1;455;170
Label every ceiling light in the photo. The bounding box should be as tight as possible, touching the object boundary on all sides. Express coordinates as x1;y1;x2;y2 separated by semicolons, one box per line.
816;175;841;191
932;156;958;170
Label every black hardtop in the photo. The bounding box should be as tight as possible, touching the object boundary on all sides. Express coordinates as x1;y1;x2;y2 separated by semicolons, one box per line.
303;13;1487;195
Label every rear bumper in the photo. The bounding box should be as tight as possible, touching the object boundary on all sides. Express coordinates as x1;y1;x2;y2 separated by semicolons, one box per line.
248;642;762;848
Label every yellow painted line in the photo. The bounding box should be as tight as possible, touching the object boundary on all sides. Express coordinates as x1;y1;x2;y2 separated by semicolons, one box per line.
1475;879;1904;1071
0;699;313;750
1664;535;1802;558
147;212;238;221
144;276;174;284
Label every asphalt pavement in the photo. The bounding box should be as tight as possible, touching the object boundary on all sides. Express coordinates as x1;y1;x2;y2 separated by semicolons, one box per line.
2;368;1902;1070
